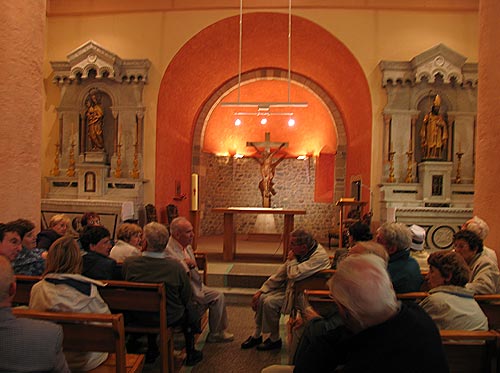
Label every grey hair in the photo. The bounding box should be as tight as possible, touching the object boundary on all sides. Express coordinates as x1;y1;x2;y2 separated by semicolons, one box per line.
377;222;412;252
328;254;398;331
463;216;489;240
170;217;190;237
291;229;315;247
143;222;169;252
0;256;14;302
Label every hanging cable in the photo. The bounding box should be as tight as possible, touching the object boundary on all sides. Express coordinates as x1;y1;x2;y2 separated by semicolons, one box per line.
237;0;243;104
288;0;292;103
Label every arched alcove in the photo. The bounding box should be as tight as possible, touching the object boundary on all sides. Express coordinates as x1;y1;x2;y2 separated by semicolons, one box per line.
156;12;372;233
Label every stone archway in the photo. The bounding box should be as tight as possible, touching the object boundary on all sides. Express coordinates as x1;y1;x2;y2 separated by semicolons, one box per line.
192;68;347;199
156;12;372;220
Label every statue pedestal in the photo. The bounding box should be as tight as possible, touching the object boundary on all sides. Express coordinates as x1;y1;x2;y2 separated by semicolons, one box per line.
85;151;106;163
418;161;453;206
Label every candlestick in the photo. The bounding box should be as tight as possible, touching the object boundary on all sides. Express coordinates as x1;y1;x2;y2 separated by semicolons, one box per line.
51;143;60;176
455;149;464;184
387;150;396;183
66;141;76;177
114;143;122;178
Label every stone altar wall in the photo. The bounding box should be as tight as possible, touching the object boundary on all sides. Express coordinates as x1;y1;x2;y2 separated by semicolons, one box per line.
199;153;335;241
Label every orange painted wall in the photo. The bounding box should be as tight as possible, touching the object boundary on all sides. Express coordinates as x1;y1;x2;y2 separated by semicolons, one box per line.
315;153;335;202
156;12;371;218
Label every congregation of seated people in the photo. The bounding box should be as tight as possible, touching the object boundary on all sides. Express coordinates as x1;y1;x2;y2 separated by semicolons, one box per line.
2;214;500;372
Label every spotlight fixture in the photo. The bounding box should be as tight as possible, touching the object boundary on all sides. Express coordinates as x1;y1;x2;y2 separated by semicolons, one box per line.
288;118;295;127
260;118;268;125
221;0;307;116
234;118;242;126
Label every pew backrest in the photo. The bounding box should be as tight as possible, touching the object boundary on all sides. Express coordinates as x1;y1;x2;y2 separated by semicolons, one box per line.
12;309;144;373
14;275;172;373
440;329;498;373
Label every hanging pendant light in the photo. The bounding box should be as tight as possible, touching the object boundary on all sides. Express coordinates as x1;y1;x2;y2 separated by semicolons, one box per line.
222;0;307;124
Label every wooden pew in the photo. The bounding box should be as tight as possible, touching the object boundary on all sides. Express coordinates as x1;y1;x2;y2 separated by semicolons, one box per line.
99;280;173;373
12;308;144;373
13;274;41;304
301;291;499;373
475;295;500;331
14;276;173;373
440;330;498;373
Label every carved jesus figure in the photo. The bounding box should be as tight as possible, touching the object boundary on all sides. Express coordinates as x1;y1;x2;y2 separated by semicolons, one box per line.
249;142;287;207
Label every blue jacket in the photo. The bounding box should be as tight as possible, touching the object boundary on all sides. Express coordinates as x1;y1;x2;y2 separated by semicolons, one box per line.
388;249;423;293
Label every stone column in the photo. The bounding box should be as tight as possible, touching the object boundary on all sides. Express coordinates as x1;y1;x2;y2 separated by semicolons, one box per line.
0;1;45;224
475;0;500;253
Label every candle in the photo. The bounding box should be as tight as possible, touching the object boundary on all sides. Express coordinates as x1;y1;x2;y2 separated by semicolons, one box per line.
191;173;199;211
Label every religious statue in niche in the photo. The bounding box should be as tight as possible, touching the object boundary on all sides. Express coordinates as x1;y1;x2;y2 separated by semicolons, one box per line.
247;132;288;208
85;89;105;151
420;94;448;160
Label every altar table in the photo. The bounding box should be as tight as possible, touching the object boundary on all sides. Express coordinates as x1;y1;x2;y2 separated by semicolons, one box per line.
212;207;306;261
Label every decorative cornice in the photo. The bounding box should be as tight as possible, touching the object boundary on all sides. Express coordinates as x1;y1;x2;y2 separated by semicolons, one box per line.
379;44;477;87
51;41;150;85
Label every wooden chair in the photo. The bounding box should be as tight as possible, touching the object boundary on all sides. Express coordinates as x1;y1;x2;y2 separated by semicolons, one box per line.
12;309;144;373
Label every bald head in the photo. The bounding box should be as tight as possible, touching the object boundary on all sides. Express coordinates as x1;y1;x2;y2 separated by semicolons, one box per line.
0;255;15;306
170;217;194;248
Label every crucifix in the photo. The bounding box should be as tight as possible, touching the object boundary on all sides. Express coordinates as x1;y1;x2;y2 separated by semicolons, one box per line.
247;132;288;207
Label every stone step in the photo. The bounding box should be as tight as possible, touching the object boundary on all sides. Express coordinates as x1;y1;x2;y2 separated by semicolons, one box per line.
202;261;282;305
212;286;258;305
205;261;280;289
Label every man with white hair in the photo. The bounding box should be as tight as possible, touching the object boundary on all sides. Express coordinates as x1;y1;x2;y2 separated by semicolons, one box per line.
165;217;233;343
294;254;449;372
462;216;498;265
0;255;69;372
123;222;203;366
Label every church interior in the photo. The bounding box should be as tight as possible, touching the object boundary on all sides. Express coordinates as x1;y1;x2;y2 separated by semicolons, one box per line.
3;0;500;371
5;0;499;255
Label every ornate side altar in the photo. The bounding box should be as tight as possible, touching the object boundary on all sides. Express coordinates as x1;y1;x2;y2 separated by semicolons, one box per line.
43;41;150;231
378;44;477;249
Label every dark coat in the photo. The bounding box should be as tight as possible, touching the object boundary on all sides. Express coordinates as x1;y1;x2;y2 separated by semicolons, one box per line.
82;251;121;280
